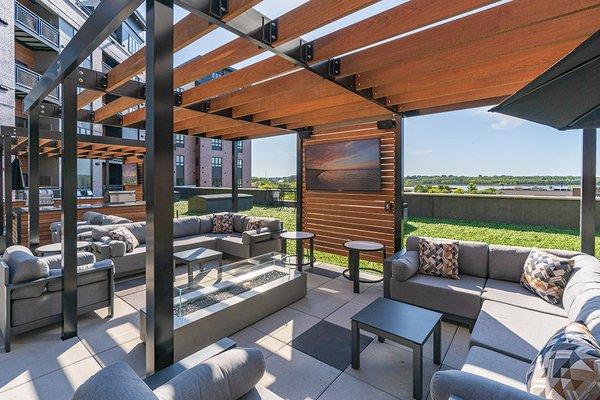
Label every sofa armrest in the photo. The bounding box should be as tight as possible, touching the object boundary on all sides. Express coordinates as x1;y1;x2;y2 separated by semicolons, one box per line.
390;250;419;282
383;249;406;298
77;259;114;276
430;370;538;400
271;229;286;239
242;228;272;245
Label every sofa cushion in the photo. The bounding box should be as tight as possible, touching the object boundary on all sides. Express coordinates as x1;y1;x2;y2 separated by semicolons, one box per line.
212;213;234;234
11;281;46;300
3;246;50;284
242;228;271;245
471;300;568;363
109;226;139;252
406;236;488;278
43;251;96;270
46;263;109;292
488;244;580;283
255;218;282;233
73;361;158;400
153;348;265;400
520;249;574;305
220;235;250;259
101;215;132;225
389;273;484;320
199;215;213;233
83;211;105;225
173;217;200;238
526;321;600;399
391;251;419;281
462;346;529;391
233;214;247;233
418;238;459;280
483;279;566;317
173;235;218;253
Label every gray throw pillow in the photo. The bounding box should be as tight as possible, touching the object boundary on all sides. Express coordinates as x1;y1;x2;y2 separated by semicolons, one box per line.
199;215;213;233
3;247;50;284
109;226;139;252
392;251;419;281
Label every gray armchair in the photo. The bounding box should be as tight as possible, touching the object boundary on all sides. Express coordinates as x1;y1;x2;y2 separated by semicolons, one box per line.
72;347;282;400
0;245;114;351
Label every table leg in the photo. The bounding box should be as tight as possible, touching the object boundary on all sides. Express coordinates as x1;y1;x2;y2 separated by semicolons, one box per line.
433;320;441;365
351;320;360;369
187;262;193;285
282;237;287;255
348;249;360;294
309;237;314;268
413;345;423;400
217;255;222;282
296;239;303;272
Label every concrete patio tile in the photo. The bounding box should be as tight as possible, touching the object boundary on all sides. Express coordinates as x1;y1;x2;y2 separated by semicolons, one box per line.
259;345;340;400
289;290;347;319
94;338;146;378
120;289;147;311
387;321;458;362
312;261;345;274
305;272;332;290
313;278;362;301
77;297;141;355
345;340;440;400
114;275;146;297
230;326;286;359
350;284;384;306
317;372;398;400
324;300;373;337
0;356;101;400
0;327;92;393
252;307;320;343
442;326;470;369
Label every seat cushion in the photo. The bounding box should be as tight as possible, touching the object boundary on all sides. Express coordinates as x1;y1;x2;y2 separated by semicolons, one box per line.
101;215;132;225
173;217;200;238
462;346;529;391
483;279;566;317
73;361;158;400
220;235;250;259
173;235;218;253
471;300;567;363
389;273;485;320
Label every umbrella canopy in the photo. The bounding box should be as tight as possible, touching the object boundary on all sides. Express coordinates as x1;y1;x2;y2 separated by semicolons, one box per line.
11;158;25;190
490;29;600;130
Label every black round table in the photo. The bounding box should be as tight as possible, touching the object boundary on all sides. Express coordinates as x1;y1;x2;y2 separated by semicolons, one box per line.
343;240;386;293
281;231;315;272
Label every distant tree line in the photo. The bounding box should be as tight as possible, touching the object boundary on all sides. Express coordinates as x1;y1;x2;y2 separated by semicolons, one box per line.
405;175;583;187
413;184;498;195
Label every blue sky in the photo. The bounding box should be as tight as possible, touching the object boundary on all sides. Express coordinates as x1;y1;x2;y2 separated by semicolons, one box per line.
138;0;586;177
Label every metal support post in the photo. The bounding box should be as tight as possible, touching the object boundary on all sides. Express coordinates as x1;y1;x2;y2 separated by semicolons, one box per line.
581;128;597;255
28;107;40;249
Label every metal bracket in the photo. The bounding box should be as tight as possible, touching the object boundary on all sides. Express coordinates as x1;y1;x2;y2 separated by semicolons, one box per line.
141;85;146;99
174;91;182;106
100;74;108;89
328;58;341;76
90;111;96;122
295;126;313;139
209;0;228;19
261;17;277;45
117;114;123;126
299;40;314;63
377;119;396;130
200;99;211;113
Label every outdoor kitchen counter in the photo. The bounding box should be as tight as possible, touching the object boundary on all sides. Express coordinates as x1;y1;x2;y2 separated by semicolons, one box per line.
11;201;146;246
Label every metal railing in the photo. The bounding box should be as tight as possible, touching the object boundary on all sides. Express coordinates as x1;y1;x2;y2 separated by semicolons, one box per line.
15;65;60;101
14;2;59;47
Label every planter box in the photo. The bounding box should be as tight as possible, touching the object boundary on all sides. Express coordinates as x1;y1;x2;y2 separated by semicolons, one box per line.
140;264;306;361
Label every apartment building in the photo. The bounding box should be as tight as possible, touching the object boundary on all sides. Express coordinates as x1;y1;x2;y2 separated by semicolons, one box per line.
0;2;250;196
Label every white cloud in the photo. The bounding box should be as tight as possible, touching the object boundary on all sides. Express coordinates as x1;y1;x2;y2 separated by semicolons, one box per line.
472;107;525;131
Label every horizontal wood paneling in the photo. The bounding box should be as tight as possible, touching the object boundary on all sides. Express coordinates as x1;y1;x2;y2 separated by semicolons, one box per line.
15;42;34;69
302;123;395;263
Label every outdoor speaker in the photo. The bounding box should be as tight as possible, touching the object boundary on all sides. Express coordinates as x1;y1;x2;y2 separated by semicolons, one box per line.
377;120;396;130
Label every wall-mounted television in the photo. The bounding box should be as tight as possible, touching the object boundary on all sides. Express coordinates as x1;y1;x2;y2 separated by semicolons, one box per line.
305;138;381;192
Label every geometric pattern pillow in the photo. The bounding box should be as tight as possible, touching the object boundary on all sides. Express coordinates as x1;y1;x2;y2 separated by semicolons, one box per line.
520;249;574;305
527;321;600;400
418;238;459;280
108;226;139;252
245;217;262;231
212;212;234;234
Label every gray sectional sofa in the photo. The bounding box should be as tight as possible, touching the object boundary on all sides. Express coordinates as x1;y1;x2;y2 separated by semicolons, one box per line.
384;236;600;399
0;245;114;351
91;213;284;278
50;211;132;243
72;347;282;400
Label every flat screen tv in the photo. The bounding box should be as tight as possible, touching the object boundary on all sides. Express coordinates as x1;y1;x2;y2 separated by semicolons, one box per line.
305;138;381;192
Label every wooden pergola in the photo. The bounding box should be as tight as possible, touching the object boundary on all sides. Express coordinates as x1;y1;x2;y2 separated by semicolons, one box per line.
18;0;600;375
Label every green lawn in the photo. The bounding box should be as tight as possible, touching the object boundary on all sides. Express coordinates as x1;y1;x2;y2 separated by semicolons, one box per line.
175;202;597;272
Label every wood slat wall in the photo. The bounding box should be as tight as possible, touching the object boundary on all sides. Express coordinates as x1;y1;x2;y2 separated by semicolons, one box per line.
302;123;395;263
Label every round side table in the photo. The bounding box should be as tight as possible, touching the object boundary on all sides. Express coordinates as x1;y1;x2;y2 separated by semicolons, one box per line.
35;241;91;257
343;240;386;293
280;231;315;272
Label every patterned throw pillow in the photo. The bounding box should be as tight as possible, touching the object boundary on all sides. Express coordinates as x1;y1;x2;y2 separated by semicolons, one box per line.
246;217;262;231
212;213;234;234
108;226;139;252
527;322;600;400
418;238;459;280
520;249;574;305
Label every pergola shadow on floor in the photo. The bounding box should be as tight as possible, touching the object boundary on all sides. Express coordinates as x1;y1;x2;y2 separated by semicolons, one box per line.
15;0;600;375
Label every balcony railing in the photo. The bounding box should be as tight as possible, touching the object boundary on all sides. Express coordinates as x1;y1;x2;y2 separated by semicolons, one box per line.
15;64;60;101
14;2;60;48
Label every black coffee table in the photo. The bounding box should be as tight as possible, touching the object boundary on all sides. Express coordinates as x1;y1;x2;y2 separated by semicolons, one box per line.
351;298;442;400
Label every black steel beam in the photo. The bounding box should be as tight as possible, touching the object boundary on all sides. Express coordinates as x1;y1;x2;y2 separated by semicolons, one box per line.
145;0;175;375
28;107;40;249
392;116;404;252
174;1;399;115
74;67;146;100
23;0;144;111
2;134;11;247
581;128;597;255
5;126;146;149
61;76;78;340
295;129;311;231
231;140;238;212
0;141;3;236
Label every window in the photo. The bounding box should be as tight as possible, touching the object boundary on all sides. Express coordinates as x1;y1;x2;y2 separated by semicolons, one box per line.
77;122;92;135
236;159;243;188
211;156;222;187
211;139;222;151
175;134;185;148
236;141;243;153
77;159;93;192
175;155;185;186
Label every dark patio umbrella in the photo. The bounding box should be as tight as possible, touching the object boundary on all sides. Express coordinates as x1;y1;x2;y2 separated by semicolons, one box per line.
490;29;600;130
11;158;25;190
